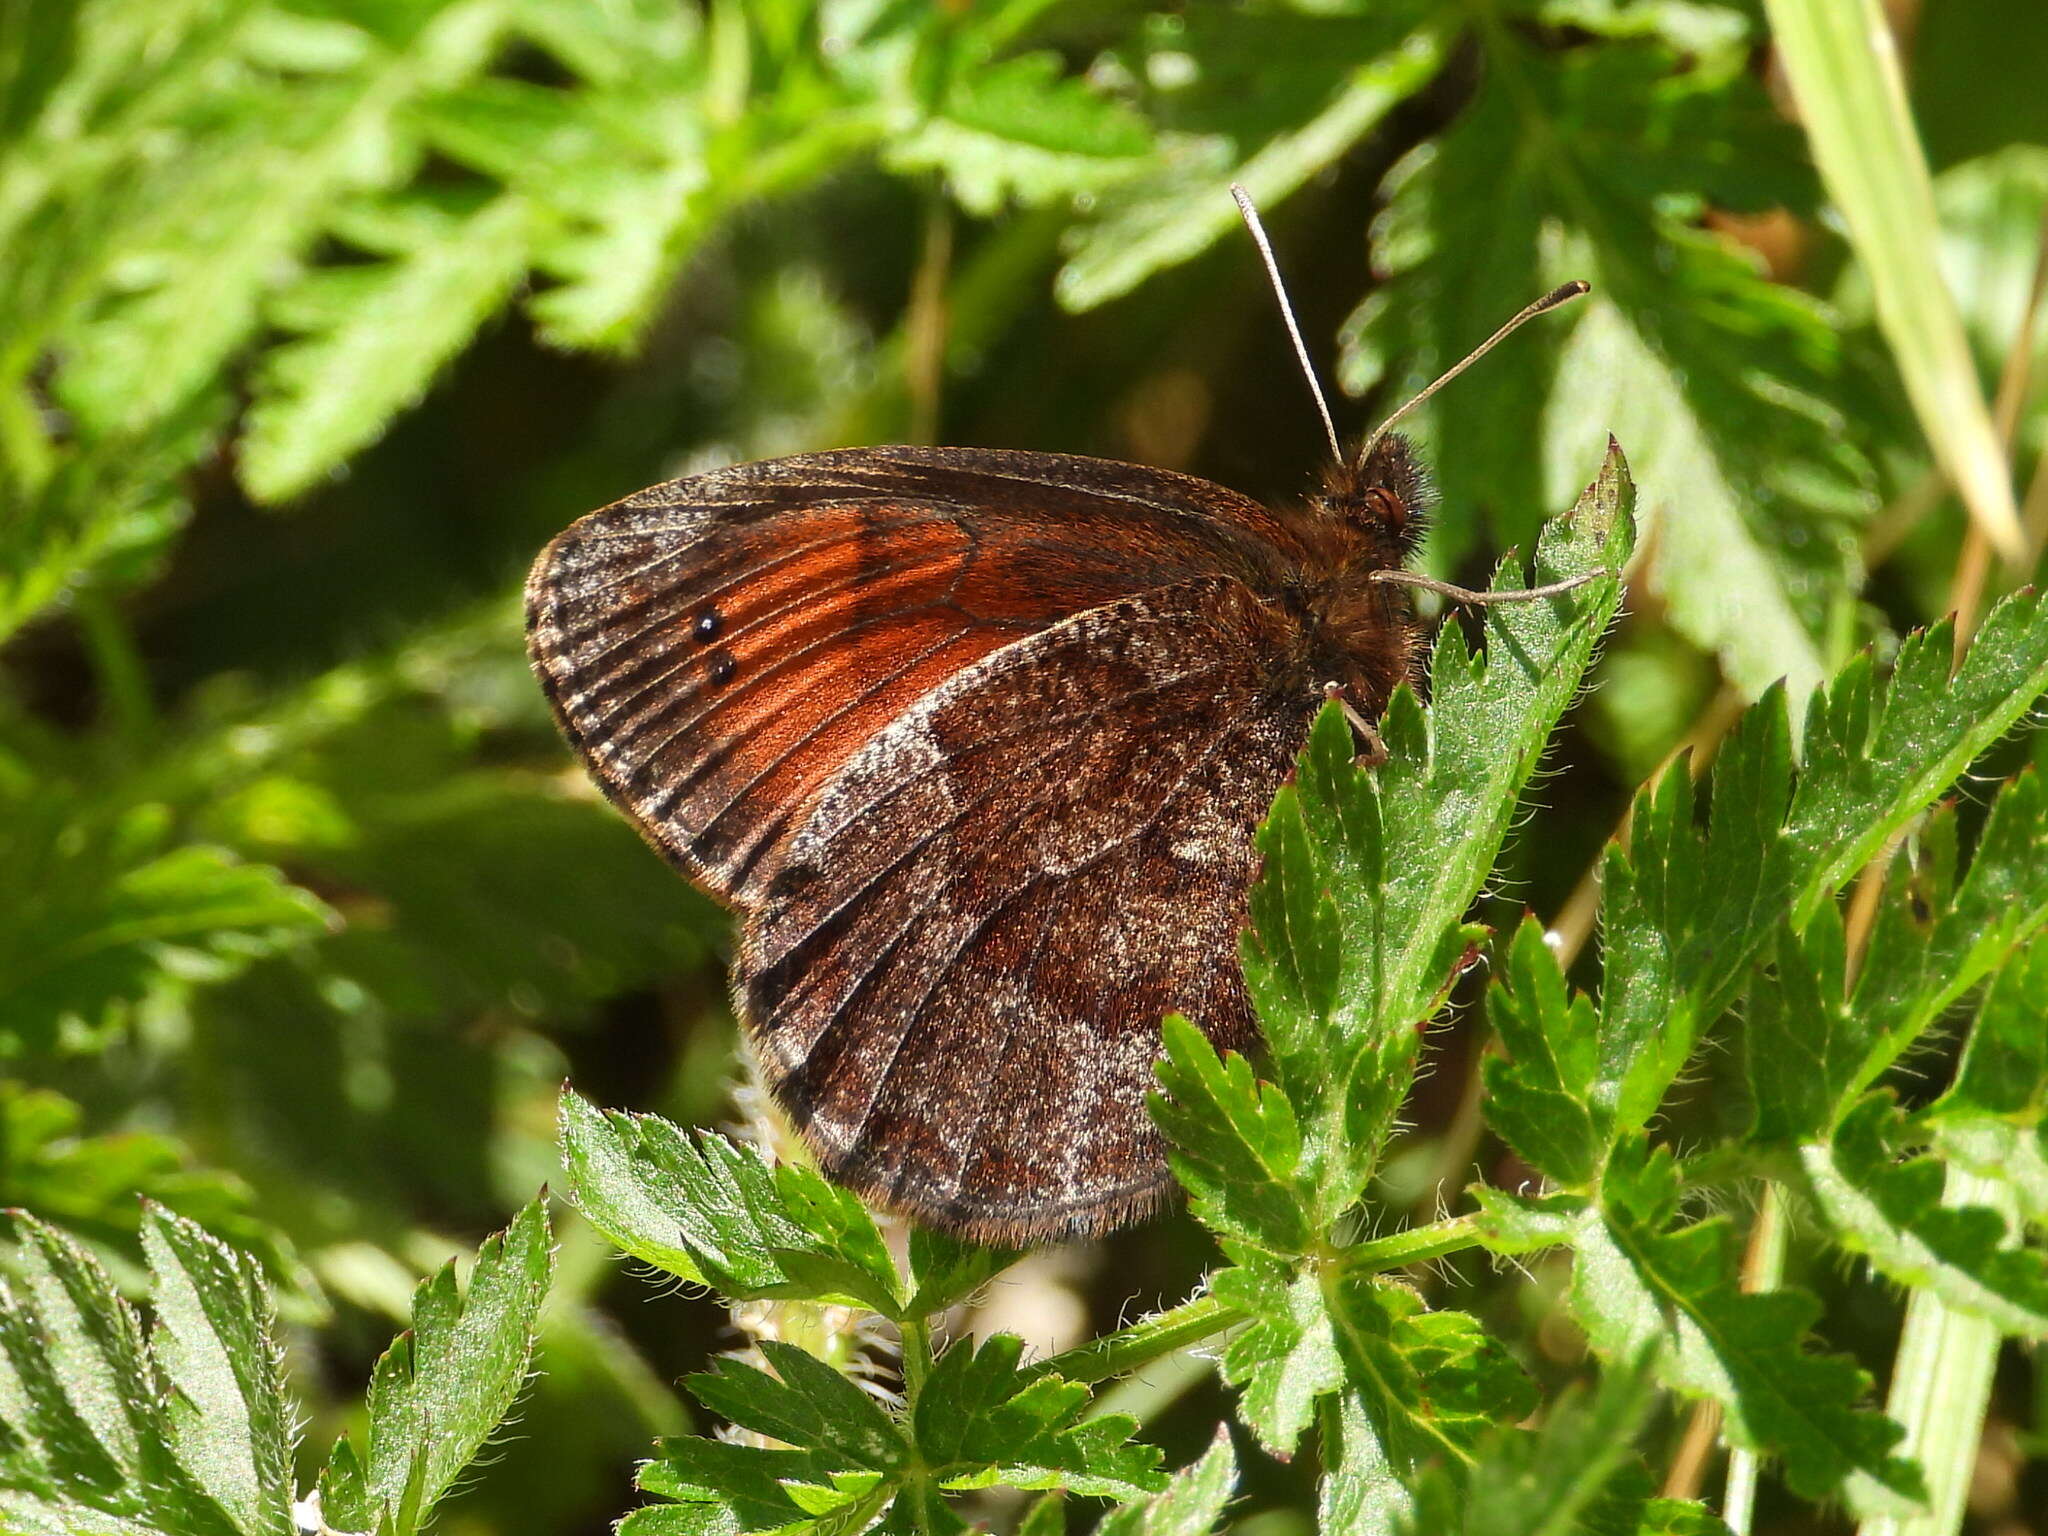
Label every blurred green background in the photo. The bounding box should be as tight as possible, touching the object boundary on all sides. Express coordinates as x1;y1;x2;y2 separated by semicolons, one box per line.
2;1;2045;1531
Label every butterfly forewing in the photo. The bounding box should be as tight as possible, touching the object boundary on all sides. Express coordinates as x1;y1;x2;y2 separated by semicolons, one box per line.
525;447;1306;905
738;578;1317;1246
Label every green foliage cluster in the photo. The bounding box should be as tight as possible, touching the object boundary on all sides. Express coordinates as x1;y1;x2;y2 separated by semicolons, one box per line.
4;1;2047;1534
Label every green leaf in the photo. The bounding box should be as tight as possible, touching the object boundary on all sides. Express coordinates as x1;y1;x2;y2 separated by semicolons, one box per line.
314;1433;373;1536
1242;444;1633;1218
1209;1259;1342;1458
903;1227;1020;1319
0;1211;248;1536
1924;936;2048;1228
1747;774;2048;1143
1162;453;1629;1492
0;400;220;646
1932;931;2048;1122
688;1340;905;1476
1;1205;506;1536
1325;1277;1538;1480
557;1090;903;1316
137;1206;294;1534
633;1434;853;1536
919;1334;1163;1501
1308;1280;1539;1535
1796;1095;2048;1338
1092;1428;1235;1536
1481;918;1605;1188
1399;1357;1731;1536
1015;1491;1066;1536
1208;1255;1538;1497
1149;1015;1310;1258
415;17;716;352
887;50;1153;217
1783;611;2048;923
1337;442;1633;1044
361;1199;554;1535
1341;28;1854;702
52;2;520;441
1764;0;2022;557
239;192;539;502
0;1085;306;1291
1542;289;1841;714
0;797;335;1055
1057;13;1450;310
1597;595;2048;1141
1566;1138;1922;1506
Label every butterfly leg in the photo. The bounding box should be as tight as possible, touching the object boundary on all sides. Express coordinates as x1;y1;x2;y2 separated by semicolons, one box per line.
1368;566;1609;605
1323;681;1389;767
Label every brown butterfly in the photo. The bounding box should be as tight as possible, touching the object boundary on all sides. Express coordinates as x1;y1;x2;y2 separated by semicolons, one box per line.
527;190;1591;1247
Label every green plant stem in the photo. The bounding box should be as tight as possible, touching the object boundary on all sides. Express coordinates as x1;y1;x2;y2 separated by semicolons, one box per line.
1033;1293;1240;1386
1083;1342;1219;1425
1034;1216;1490;1387
77;593;154;749
1336;1214;1488;1274
1856;1167;2015;1536
904;188;951;446
899;1313;933;1407
898;1313;938;1536
1722;1182;1788;1534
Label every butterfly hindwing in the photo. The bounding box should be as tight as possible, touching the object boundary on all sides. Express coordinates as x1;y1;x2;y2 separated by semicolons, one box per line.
525;447;1306;904
737;577;1318;1246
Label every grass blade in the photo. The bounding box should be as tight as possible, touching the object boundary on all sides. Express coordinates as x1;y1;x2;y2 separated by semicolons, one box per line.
1764;0;2022;557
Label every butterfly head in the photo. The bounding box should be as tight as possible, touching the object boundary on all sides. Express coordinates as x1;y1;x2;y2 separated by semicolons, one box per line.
1317;431;1431;565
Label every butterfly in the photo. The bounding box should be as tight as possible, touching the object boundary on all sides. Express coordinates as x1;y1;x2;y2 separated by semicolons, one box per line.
526;190;1591;1247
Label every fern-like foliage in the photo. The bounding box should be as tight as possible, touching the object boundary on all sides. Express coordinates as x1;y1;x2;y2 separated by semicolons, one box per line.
0;1199;551;1536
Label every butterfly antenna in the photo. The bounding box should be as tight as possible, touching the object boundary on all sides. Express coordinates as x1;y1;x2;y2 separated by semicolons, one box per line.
1231;184;1343;466
1357;280;1590;466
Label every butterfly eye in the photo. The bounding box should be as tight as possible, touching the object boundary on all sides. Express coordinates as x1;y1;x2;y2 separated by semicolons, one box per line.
1365;487;1406;527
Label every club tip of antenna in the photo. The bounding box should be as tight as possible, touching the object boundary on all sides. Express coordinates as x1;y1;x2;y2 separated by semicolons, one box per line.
1542;279;1592;309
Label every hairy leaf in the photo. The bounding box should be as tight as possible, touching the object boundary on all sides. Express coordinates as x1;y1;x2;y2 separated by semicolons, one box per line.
1748;774;2048;1144
1209;1260;1342;1458
1599;595;2048;1140
1567;1139;1921;1506
1238;444;1632;1219
1399;1358;1731;1536
688;1341;904;1477
137;1207;295;1533
920;1335;1162;1500
558;1090;902;1316
0;1212;248;1536
1149;1015;1310;1258
1482;918;1605;1188
359;1199;554;1535
1798;1095;2048;1337
1093;1429;1235;1536
1923;936;2048;1230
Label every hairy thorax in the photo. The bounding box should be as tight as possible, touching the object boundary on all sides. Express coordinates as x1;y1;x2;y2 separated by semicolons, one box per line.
1258;442;1429;717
